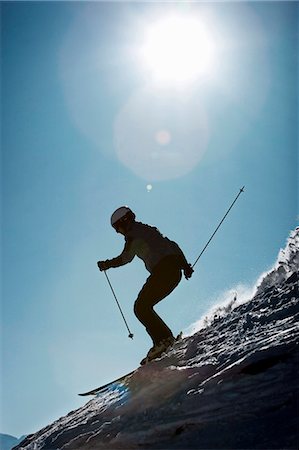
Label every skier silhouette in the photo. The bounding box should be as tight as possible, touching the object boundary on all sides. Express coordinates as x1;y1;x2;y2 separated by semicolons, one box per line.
97;206;193;364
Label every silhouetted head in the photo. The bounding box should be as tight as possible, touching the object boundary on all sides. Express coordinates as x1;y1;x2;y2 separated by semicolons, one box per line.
111;206;136;234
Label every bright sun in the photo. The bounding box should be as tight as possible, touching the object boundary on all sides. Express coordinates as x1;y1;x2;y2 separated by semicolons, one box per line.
141;14;215;85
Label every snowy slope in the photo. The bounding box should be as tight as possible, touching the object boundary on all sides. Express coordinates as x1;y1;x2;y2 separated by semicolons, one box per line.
15;229;299;450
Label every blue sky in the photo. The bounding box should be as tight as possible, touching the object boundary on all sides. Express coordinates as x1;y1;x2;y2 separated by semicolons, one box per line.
1;1;297;437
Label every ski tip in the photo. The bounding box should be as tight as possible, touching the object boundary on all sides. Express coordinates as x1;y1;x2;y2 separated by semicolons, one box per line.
240;186;245;192
78;391;96;396
78;390;99;397
78;369;136;397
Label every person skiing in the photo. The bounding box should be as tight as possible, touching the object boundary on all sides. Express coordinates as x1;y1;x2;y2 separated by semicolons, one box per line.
97;206;194;365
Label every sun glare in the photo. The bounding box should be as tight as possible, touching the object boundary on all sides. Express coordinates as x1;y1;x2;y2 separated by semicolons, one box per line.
141;14;215;85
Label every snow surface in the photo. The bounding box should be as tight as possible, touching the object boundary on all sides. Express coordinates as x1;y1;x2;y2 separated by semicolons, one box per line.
15;228;299;450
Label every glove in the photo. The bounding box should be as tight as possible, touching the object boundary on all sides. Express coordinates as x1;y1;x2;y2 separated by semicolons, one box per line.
183;263;194;280
97;260;110;271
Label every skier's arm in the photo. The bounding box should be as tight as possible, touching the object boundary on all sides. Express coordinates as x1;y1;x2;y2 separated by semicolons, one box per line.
175;244;194;280
97;237;135;271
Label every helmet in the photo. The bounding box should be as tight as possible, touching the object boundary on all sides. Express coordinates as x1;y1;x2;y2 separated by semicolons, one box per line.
111;206;136;230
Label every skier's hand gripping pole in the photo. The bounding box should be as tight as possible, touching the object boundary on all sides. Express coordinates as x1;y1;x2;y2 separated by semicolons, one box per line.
192;186;245;270
184;264;194;280
103;270;134;339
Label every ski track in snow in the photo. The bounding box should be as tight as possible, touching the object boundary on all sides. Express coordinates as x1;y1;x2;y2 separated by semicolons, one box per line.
15;229;299;450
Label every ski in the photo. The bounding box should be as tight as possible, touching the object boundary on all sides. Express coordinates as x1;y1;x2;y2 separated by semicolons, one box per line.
78;332;183;396
78;369;135;396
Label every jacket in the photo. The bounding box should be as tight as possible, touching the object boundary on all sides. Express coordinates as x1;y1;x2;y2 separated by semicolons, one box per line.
107;221;189;273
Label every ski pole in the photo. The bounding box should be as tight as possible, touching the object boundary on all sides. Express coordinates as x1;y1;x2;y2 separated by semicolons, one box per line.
103;270;134;339
192;186;245;269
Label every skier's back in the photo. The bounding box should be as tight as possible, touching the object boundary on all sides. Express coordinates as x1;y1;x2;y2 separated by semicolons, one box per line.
98;207;193;364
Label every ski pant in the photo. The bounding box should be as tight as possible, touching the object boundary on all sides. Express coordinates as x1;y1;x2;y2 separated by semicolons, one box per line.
134;255;183;346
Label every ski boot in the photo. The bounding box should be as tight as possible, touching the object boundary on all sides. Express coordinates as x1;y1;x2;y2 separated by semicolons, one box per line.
140;336;175;366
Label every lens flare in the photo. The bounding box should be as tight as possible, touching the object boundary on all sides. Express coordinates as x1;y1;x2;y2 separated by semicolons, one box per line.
114;87;209;181
155;130;171;146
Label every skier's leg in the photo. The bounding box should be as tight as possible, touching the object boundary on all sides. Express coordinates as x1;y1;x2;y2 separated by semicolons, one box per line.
134;256;182;346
